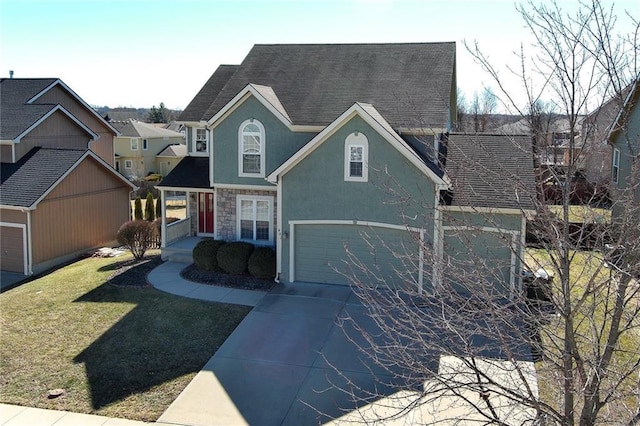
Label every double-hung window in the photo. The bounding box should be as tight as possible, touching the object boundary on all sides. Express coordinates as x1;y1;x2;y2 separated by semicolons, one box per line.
612;148;620;184
239;120;265;177
194;128;208;154
131;138;139;151
237;196;272;243
344;132;369;182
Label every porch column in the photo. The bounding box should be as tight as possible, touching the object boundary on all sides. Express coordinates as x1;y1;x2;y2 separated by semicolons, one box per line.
160;189;167;248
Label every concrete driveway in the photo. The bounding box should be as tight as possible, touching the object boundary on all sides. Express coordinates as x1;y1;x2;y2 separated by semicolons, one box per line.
157;282;429;425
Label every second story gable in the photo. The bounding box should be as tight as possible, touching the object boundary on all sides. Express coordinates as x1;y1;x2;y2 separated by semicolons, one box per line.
0;78;118;166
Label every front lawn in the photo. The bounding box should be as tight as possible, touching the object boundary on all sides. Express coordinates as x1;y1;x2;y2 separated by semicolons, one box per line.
0;252;250;422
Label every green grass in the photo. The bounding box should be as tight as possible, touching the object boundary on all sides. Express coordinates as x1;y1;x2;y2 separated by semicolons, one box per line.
0;252;250;422
547;205;611;223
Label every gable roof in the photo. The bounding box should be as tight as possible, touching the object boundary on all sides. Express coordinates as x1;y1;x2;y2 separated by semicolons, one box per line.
157;144;188;157
111;119;185;139
607;75;640;145
0;78;118;141
267;102;449;188
186;43;456;129
0;148;135;209
179;65;240;122
444;133;536;210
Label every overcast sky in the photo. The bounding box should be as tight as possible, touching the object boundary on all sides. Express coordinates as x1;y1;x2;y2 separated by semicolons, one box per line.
1;0;637;110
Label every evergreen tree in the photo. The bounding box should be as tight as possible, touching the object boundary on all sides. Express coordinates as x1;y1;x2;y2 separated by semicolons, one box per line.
145;193;155;221
155;195;162;219
134;196;143;220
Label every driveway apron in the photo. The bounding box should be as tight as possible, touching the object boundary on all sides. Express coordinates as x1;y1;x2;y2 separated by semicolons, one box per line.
157;282;403;426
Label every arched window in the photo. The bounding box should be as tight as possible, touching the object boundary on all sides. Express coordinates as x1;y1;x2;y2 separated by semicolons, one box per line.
238;119;265;177
344;132;368;182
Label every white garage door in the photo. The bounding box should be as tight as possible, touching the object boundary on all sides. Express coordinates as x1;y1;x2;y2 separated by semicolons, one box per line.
293;223;422;288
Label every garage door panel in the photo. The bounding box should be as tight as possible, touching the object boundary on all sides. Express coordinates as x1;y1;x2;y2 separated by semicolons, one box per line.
1;226;25;273
294;224;420;287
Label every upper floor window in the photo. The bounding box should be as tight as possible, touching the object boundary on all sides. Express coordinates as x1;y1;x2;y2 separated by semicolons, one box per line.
142;139;148;150
344;132;368;182
612;148;620;184
192;128;208;154
238;119;265;177
131;138;139;151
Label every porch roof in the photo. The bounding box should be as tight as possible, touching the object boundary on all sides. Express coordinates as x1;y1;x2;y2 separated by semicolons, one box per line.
158;156;210;189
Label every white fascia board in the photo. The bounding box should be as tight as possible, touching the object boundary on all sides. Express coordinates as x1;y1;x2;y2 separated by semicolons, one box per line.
30;150;136;209
14;105;99;143
28;79;120;136
207;84;293;129
439;206;533;215
156;185;212;192
0;204;34;211
267;102;449;189
0;140;14;145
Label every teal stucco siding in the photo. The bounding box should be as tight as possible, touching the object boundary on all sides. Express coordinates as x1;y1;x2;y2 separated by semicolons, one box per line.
279;115;438;284
212;96;316;186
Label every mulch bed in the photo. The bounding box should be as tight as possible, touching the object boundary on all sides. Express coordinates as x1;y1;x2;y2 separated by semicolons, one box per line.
180;264;274;291
105;254;274;291
107;255;163;287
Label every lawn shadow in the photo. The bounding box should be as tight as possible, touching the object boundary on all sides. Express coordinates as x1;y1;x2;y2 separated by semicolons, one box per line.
73;277;249;410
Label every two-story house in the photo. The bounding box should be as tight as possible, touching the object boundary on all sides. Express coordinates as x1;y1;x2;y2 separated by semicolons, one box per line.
111;119;186;179
609;77;640;221
0;78;135;277
158;43;536;294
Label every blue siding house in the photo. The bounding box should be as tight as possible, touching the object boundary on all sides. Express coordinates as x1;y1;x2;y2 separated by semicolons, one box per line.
158;43;536;295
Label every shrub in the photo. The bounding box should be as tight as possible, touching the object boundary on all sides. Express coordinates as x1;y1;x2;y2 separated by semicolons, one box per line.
193;239;226;271
248;247;276;279
117;220;156;260
145;193;155;221
134;196;143;220
217;242;255;274
144;173;162;182
155;196;162;219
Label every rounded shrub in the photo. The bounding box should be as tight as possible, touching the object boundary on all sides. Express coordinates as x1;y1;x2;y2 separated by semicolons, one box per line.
217;242;255;275
193;238;226;271
117;220;156;260
248;247;276;279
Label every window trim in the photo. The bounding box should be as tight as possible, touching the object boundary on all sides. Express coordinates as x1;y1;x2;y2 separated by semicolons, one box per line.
238;119;266;178
124;160;133;169
131;138;139;151
612;147;620;184
192;127;209;156
344;132;369;182
236;195;273;244
142;139;148;150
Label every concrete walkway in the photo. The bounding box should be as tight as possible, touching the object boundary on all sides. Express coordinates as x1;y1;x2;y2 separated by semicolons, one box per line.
0;403;153;425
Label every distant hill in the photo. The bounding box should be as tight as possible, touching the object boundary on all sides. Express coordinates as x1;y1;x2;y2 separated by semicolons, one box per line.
92;106;183;123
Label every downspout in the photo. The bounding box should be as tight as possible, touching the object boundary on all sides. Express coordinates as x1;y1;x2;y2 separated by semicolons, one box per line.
26;209;33;275
274;176;283;283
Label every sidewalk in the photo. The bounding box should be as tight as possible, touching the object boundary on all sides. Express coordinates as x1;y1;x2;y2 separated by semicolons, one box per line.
0;403;155;425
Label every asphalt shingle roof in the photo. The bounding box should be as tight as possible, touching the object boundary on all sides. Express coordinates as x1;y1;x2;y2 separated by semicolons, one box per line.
0;148;86;207
445;133;536;210
0;78;60;140
183;43;456;129
157;156;210;189
111;120;185;139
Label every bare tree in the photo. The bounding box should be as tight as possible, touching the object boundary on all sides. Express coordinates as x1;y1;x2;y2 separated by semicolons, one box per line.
331;1;640;425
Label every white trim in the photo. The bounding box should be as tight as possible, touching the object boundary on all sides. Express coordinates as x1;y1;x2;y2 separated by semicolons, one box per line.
519;215;527;296
130;138;139;151
288;220;424;290
344;132;369;182
236;195;274;244
192;127;209;156
397;127;448;135
0;222;28;275
214;183;276;191
142;139;148;150
27;79;120;136
14;105;99;144
238;119;266;178
267;102;449;190
276;181;283;280
612;147;620;184
432;192;442;291
441;225;520;297
213;190;218;240
160;188;167;248
26;210;33;275
125;159;133;169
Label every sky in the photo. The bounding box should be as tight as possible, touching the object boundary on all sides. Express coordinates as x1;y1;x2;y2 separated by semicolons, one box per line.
1;0;638;111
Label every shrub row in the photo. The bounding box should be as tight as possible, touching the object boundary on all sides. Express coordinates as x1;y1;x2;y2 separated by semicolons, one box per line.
192;239;276;279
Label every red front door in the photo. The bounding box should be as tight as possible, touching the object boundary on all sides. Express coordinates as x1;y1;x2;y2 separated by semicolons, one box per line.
198;192;214;234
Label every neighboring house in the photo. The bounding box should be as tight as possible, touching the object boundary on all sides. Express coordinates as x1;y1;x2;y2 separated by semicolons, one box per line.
111;119;186;179
609;77;640;220
0;78;135;276
158;43;536;294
